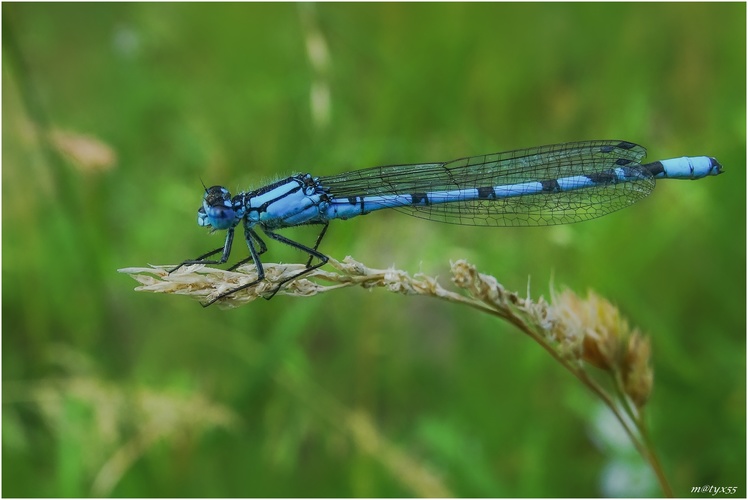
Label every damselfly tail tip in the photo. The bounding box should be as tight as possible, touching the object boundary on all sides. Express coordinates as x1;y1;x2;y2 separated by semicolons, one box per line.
710;157;724;175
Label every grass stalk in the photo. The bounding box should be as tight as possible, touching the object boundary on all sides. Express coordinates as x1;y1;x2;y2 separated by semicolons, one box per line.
121;256;671;495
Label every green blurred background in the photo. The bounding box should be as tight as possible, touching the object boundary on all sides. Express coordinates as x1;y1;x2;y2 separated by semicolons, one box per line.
3;3;745;497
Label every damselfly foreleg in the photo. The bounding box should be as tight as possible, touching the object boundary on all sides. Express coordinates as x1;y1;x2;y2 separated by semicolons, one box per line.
227;226;268;272
169;228;236;273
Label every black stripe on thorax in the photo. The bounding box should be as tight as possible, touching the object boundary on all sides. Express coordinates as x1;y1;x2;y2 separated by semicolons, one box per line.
252;176;300;196
254;181;304;212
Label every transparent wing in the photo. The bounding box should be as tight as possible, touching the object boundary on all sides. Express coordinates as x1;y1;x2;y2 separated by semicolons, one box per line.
319;140;655;227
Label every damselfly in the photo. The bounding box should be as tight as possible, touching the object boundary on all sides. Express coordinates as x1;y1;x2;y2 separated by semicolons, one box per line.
171;140;722;306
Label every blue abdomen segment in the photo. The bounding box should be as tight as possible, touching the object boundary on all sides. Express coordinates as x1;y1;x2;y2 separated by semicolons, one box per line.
646;156;722;179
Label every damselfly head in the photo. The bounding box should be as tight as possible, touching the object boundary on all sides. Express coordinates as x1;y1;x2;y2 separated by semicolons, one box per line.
197;186;238;230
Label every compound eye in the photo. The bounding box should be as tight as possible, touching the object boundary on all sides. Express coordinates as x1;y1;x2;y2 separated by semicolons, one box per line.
198;186;236;229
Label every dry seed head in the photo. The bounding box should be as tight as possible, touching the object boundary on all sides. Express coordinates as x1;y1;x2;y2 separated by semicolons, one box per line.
549;289;652;406
622;332;654;408
551;289;635;371
548;289;588;361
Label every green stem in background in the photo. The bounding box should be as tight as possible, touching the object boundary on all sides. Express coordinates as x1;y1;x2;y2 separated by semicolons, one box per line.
120;256;673;496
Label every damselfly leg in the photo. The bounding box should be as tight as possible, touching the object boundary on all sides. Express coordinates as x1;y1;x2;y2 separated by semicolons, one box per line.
226;226;268;272
200;222;330;307
168;228;236;273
